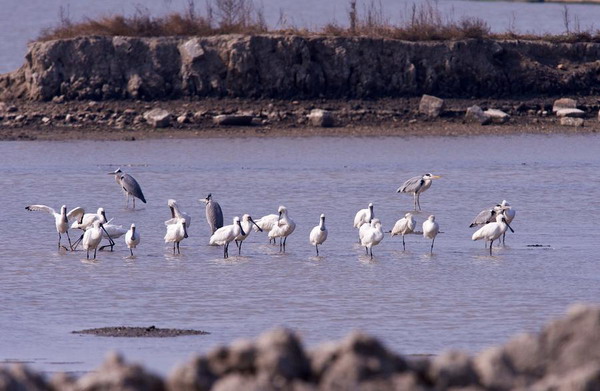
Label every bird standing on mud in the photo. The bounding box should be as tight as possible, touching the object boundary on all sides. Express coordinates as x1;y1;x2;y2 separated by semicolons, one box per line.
109;168;146;209
397;173;441;211
202;193;223;235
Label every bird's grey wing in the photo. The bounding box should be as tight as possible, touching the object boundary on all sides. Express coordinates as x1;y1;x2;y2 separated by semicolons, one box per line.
67;207;85;221
398;176;423;193
470;209;494;227
25;204;56;215
121;174;146;203
206;202;224;231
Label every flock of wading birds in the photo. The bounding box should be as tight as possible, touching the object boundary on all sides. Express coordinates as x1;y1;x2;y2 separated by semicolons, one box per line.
25;170;517;259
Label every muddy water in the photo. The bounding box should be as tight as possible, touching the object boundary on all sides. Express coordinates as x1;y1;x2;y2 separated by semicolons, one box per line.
2;0;600;73
1;134;599;375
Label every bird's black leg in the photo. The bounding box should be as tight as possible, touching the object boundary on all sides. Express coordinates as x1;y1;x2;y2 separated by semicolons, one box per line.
133;197;136;210
283;237;287;253
130;248;133;256
93;248;97;259
57;233;61;250
489;240;493;255
315;244;319;256
66;231;73;251
172;243;176;254
72;233;84;250
238;241;242;255
430;238;435;254
177;242;180;254
234;240;239;249
279;238;283;252
86;249;90;259
402;235;406;251
365;246;368;255
417;193;422;211
370;248;373;259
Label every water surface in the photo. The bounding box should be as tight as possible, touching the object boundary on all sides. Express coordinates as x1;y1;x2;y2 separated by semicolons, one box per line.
1;134;599;375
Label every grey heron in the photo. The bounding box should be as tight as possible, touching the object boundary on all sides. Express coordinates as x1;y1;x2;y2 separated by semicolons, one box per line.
234;214;262;255
397;173;441;211
470;204;502;228
268;206;296;253
202;194;223;235
391;212;416;251
25;204;85;250
360;218;384;259
309;214;328;256
210;216;246;258
109;168;146;209
125;224;140;256
472;213;514;255
422;215;439;254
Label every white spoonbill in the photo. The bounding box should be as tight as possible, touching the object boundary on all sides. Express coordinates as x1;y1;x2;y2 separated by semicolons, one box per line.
472;213;515;255
164;218;188;254
25;204;84;250
500;200;516;244
83;220;104;260
70;208;113;250
125;224;140;256
253;211;280;244
422;215;439;254
234;214;262;255
109;168;146;209
210;216;246;259
391;212;416;251
354;203;374;228
268;206;296;253
360;218;384;259
165;199;191;228
309;214;328;256
397;173;441;211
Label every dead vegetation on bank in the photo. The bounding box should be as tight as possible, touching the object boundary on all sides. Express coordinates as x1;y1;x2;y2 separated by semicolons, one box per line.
38;0;600;43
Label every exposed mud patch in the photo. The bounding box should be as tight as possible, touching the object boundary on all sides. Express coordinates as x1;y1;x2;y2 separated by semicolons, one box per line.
72;325;209;337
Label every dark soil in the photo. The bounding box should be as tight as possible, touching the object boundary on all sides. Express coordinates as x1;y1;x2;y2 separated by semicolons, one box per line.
72;325;210;337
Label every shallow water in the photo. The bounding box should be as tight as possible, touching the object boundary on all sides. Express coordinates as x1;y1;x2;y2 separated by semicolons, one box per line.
1;134;600;375
2;0;600;73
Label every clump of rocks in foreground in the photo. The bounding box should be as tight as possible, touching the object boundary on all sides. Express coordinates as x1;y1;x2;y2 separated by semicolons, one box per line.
2;304;600;390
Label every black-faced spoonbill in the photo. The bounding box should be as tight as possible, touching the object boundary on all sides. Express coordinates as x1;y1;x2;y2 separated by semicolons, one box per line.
70;208;114;250
125;224;140;256
25;204;85;250
391;212;416;251
309;214;328;256
164;218;188;254
268;206;296;253
83;220;104;259
360;218;384;259
422;215;439;254
354;203;374;243
234;214;262;255
165;199;191;228
210;216;246;259
472;213;514;255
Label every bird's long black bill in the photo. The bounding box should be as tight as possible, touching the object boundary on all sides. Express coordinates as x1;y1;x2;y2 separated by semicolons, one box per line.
250;218;263;232
506;222;515;233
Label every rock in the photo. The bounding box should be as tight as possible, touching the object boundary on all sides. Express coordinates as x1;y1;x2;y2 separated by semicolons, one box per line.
553;98;577;113
213;114;253;126
560;117;584;127
7;105;17;113
177;115;189;124
255;328;310;380
206;339;257;377
429;351;479;389
307;109;334;127
75;352;164;391
0;102;7;113
484;108;510;124
52;95;65;104
0;364;49;390
419;94;445;118
465;105;491;125
168;356;216;391
41;117;51;124
556;108;585;118
143;108;171;128
598;110;600;122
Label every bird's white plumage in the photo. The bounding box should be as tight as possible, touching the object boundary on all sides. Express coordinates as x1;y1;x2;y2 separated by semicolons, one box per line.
235;214;261;242
165;199;191;228
254;214;279;232
82;220;103;258
26;204;85;234
164;218;188;254
354;203;374;228
360;218;384;258
391;213;416;237
309;214;328;254
268;206;296;240
423;215;439;239
125;224;140;250
472;214;511;243
210;217;244;246
71;208;108;231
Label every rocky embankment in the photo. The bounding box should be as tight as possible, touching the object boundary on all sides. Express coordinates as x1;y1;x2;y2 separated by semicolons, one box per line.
2;304;600;390
2;35;600;101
